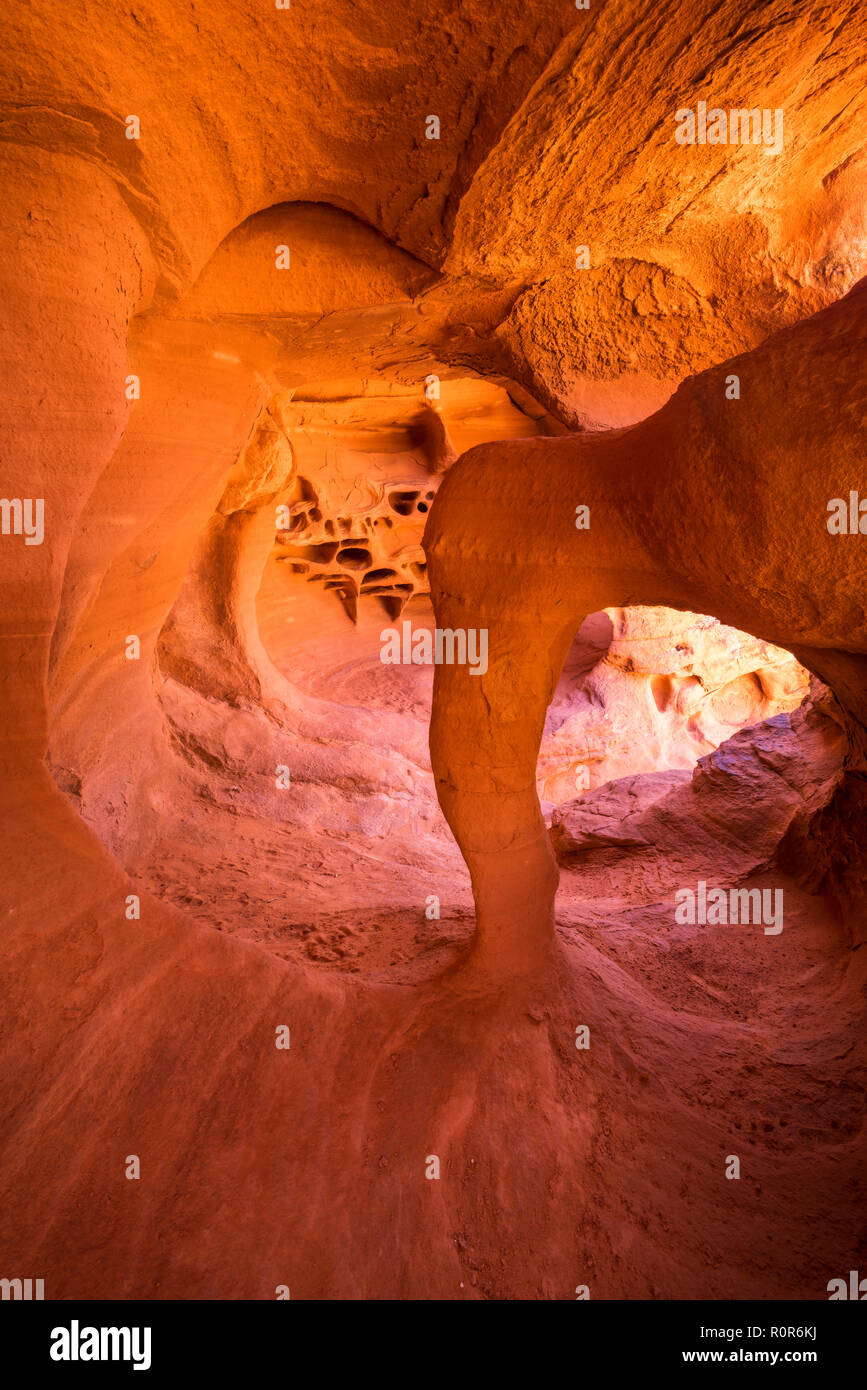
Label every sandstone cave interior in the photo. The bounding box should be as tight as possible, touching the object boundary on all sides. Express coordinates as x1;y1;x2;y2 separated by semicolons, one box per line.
1;0;866;1304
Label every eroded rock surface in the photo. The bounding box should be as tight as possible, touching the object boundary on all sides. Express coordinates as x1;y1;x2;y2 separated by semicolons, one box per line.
539;607;807;803
1;0;866;1304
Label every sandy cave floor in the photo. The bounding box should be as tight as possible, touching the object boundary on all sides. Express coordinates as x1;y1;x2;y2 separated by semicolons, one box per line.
91;568;867;1299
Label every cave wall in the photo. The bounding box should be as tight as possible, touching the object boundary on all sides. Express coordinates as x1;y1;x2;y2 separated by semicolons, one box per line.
1;0;866;1303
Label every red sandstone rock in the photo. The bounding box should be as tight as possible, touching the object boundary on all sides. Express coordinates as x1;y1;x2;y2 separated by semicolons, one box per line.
1;0;866;1306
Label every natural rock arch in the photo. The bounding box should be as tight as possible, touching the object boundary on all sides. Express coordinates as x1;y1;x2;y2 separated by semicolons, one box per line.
425;276;867;973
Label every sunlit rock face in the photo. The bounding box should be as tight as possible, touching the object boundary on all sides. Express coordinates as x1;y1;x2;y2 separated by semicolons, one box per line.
538;607;808;804
2;0;867;1305
267;378;539;621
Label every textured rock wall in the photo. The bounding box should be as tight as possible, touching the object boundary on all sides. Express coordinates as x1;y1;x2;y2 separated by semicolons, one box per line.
1;0;866;1304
